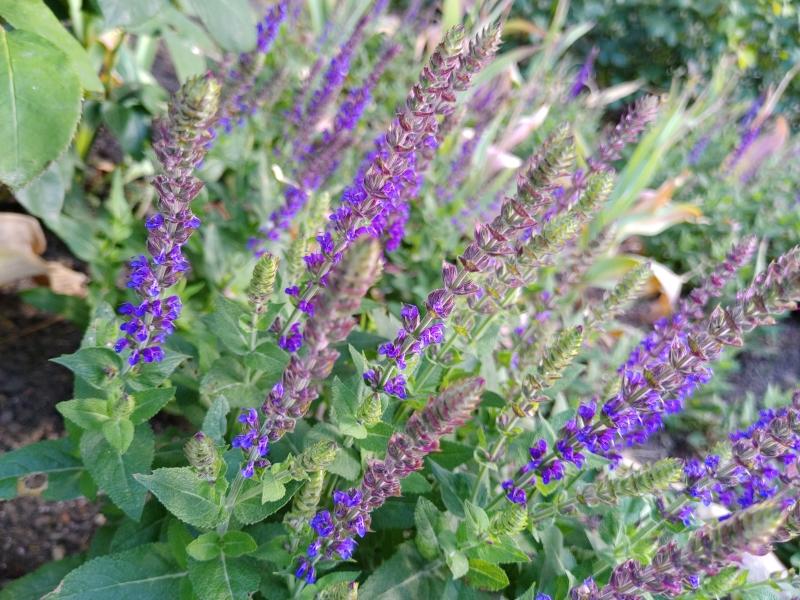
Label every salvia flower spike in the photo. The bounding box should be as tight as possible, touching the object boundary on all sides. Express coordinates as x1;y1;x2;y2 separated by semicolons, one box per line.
296;378;485;582
115;76;220;366
570;499;785;599
503;246;800;505
277;25;467;348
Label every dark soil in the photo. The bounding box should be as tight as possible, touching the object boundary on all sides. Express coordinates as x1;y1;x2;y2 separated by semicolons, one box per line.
0;289;99;585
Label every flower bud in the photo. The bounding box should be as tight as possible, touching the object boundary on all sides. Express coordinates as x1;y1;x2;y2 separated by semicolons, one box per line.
247;252;280;309
184;432;222;482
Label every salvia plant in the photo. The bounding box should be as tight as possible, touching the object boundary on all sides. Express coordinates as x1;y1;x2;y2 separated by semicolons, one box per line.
1;1;800;600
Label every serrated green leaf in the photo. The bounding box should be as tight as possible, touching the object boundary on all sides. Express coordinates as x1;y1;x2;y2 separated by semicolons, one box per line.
464;501;490;537
247;341;290;383
465;537;529;564
102;418;134;453
429;460;470;517
401;471;432;495
42;544;185;599
0;0;103;92
132;351;189;390
331;376;367;439
80;424;154;520
261;470;286;503
187;555;259;600
464;559;509;592
414;497;440;560
201;357;261;408
359;542;446;599
204;296;250;354
0;29;81;189
187;0;256;53
202;396;230;442
52;347;121;388
56;398;110;429
130;388;175;424
233;479;302;525
134;467;223;529
221;531;257;557
187;532;222;561
0;438;83;501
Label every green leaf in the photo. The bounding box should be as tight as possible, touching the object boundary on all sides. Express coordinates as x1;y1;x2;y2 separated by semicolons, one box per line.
97;0;165;27
359;542;446;599
187;532;222;561
429;460;469;518
187;555;259;600
261;470;286;503
0;553;84;600
331;376;367;439
52;347;121;388
247;341;290;382
0;29;82;188
202;396;230;442
464;559;509;592
80;424;154;520
465;537;529;564
132;351;189;389
221;531;257;557
414;497;440;560
233;479;301;525
204;296;249;354
446;550;469;579
187;0;256;53
464;501;490;537
42;544;185;599
201;357;261;408
401;471;432;495
56;398;110;429
102;418;135;453
0;0;102;92
167;518;193;569
109;503;166;553
134;467;223;529
130;388;175;424
0;438;83;501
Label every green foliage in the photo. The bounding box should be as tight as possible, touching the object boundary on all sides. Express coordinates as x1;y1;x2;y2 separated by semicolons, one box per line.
0;29;82;188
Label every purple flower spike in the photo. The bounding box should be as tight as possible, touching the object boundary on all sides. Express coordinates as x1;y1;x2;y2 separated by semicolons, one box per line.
116;77;219;365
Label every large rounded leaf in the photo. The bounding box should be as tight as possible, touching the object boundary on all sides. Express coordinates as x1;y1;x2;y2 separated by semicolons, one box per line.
0;29;81;189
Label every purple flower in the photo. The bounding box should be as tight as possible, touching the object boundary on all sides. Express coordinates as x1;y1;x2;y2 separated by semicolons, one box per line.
568;46;598;99
310;510;335;537
294;558;316;584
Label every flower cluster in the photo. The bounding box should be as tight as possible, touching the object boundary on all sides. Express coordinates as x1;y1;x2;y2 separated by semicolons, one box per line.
231;408;270;478
570;499;785;599
251;43;400;253
296;377;485;583
684;389;800;510
211;1;289;139
504;246;800;504
115;76;220;365
260;241;384;449
292;0;388;158
362;124;576;400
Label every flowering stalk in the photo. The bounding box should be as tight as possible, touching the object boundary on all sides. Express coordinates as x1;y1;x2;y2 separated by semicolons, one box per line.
292;0;388;158
251;43;400;253
361;125;576;404
295;377;485;584
115;76;220;366
210;1;289;138
276;26;467;347
497;246;800;509
570;499;786;599
623;236;757;373
377;24;502;252
232;240;383;481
